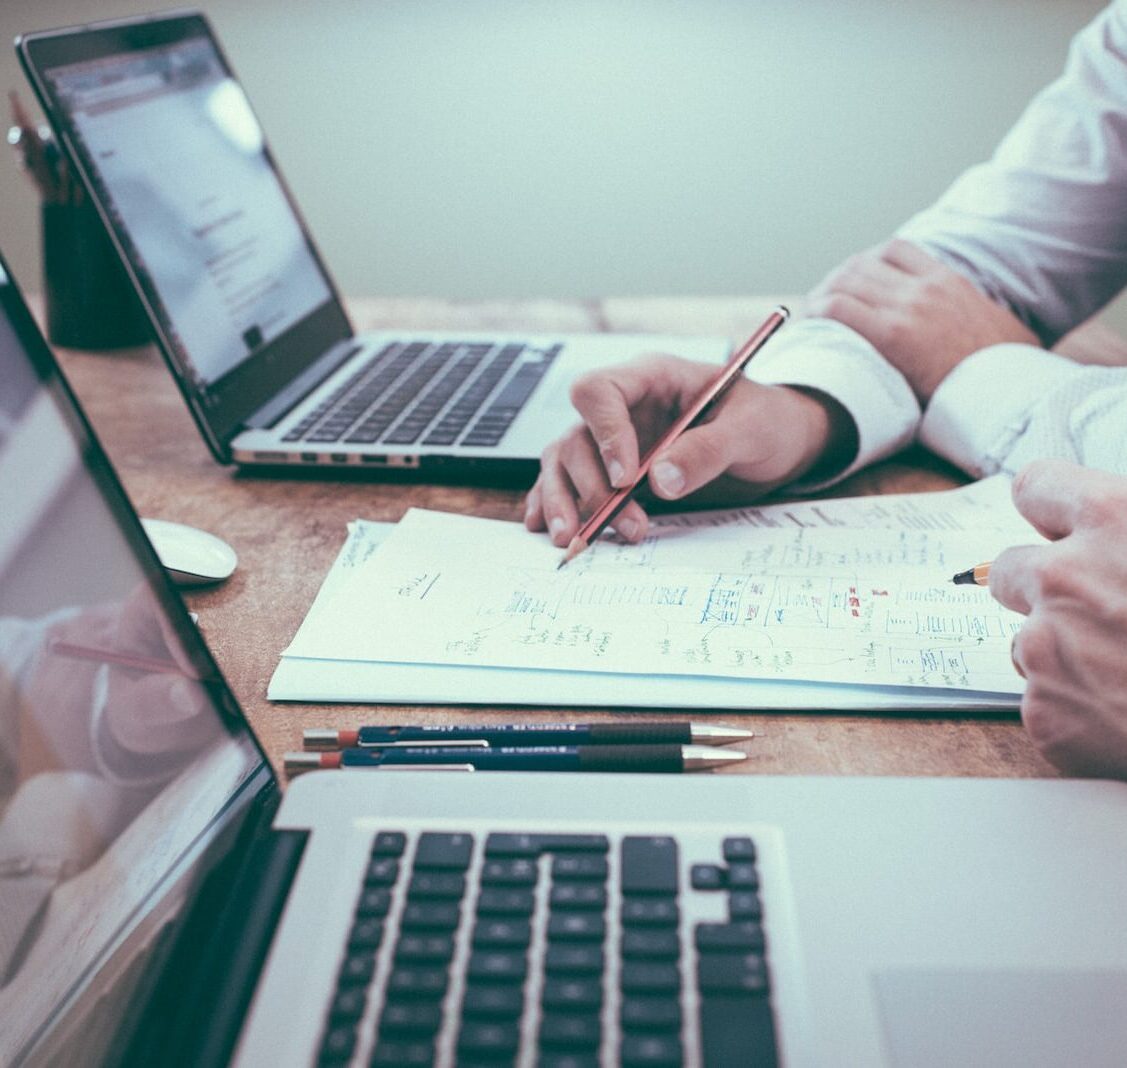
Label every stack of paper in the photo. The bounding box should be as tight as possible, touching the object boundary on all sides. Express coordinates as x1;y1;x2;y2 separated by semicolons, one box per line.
270;477;1036;711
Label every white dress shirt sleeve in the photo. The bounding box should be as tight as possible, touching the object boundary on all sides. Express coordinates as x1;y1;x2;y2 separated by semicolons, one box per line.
922;344;1127;477
745;317;921;490
897;0;1127;346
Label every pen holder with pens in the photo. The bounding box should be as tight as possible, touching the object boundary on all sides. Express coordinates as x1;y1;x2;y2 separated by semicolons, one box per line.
41;197;151;351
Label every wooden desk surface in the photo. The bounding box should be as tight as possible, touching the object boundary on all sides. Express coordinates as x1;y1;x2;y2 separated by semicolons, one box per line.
54;294;1124;783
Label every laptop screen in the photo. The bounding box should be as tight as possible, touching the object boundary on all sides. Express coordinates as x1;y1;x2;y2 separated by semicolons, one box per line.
20;13;355;456
0;257;264;1064
43;35;333;391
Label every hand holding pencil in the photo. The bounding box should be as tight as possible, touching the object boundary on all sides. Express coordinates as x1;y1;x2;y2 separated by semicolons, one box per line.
525;307;858;554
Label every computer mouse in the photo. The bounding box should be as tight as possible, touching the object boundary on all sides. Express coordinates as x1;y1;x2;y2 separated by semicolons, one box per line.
140;518;238;587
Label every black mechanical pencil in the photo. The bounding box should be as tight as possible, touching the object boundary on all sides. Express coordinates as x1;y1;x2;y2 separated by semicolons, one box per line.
303;722;754;750
285;744;746;775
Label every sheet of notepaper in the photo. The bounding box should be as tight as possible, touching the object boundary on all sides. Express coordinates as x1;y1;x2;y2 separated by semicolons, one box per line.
284;477;1037;695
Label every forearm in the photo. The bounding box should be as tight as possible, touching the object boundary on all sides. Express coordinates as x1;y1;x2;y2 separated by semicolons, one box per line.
897;1;1127;344
746;317;920;490
921;344;1127;477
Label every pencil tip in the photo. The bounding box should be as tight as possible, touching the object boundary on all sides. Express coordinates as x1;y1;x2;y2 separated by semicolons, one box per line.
951;568;974;585
557;536;587;570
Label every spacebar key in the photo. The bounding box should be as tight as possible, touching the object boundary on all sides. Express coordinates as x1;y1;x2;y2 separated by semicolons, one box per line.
699;993;777;1067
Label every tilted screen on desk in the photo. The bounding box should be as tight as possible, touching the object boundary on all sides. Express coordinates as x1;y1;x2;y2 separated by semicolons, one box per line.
0;257;262;1065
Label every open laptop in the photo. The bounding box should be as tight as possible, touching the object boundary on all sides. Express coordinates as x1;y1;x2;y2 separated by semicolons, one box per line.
15;11;729;479
5;252;1127;1068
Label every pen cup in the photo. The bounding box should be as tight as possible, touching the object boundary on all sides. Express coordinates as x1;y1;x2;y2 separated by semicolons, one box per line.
41;199;151;350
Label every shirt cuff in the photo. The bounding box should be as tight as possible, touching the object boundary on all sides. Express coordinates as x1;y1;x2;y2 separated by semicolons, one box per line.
920;344;1088;477
745;317;921;491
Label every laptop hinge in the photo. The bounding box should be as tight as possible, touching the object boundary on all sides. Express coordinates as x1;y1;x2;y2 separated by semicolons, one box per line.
115;780;308;1068
243;339;361;430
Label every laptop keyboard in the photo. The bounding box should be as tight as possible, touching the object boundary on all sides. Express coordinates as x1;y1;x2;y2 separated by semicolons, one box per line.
281;341;562;449
316;829;778;1066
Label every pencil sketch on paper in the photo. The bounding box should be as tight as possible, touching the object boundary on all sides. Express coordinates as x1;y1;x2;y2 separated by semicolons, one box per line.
286;480;1035;695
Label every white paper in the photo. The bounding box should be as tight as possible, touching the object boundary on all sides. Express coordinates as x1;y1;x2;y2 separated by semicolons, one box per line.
279;478;1035;702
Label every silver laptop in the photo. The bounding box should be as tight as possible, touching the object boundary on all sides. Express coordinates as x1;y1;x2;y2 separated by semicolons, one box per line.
4;250;1127;1068
16;11;728;478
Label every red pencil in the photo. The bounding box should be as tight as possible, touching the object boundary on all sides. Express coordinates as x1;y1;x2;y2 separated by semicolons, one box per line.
49;638;187;675
559;305;790;568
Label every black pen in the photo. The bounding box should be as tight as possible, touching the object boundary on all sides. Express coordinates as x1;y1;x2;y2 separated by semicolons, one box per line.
303;722;754;750
284;744;746;775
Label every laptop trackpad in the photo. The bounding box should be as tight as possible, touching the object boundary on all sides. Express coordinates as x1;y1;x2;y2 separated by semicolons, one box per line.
874;968;1127;1068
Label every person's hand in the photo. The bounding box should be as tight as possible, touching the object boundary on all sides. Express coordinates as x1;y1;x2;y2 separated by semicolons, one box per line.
989;459;1127;778
524;353;857;546
20;586;215;780
804;238;1040;403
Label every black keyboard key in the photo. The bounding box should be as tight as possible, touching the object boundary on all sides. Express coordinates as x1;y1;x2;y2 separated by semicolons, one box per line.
457;1020;521;1059
547;913;606;942
550;884;607;911
700;993;778;1067
690;863;726;890
401;901;461;931
552;854;609;881
695;922;765;953
348;917;384;950
386;967;448;1001
408;871;466;899
472;918;532;948
318;1024;356;1063
621;837;679;895
369;1039;435;1066
475;887;535;916
355;887;392;917
620;1033;683;1066
466;951;527;983
727;862;759;889
365;858;400;886
544;945;604;976
541;977;603;1012
722;836;757;862
620;961;680;995
461;983;525;1019
337;952;375;986
539;1055;600;1068
379;1001;443;1038
620;996;682;1032
539;1012;601;1050
414;832;474;870
328;986;367;1021
697;953;769;994
621;897;679;928
481;859;538;886
728;890;763;922
621;929;680;960
419;429;457;446
484;832;543;857
538;834;609;854
395;934;455;964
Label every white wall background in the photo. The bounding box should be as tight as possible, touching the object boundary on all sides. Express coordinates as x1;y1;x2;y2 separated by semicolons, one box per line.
1;1;1119;325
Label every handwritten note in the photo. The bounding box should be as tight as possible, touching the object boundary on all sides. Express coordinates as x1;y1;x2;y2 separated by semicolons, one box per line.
284;478;1035;696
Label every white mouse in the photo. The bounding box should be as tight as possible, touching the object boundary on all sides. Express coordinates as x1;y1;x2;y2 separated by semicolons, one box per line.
140;518;238;587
